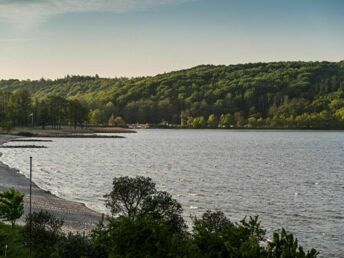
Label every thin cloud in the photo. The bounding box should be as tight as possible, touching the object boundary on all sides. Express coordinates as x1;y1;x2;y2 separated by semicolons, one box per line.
0;0;191;27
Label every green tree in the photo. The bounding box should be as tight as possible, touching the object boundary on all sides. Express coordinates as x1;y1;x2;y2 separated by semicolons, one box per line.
104;215;188;258
218;114;232;128
329;98;344;110
192;211;266;258
114;116;126;127
36;100;49;129
0;188;24;229
89;109;103;125
99;176;189;257
266;228;318;258
335;108;344;127
207;114;219;128
248;117;258;128
234;112;246;128
105;177;185;232
192;116;206;128
180;111;189;127
105;176;156;218
140;191;186;233
54;233;100;258
10;90;32;126
45;96;69;129
67;99;88;129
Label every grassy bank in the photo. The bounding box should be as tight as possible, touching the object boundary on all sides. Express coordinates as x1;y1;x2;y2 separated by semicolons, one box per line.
0;223;28;257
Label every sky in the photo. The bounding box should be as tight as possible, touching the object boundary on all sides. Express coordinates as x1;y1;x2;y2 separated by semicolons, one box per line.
0;0;344;79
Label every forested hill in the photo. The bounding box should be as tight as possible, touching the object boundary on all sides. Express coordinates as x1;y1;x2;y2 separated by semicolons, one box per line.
1;61;344;129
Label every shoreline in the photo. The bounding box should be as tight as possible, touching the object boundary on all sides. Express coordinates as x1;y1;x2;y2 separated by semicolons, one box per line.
0;135;102;233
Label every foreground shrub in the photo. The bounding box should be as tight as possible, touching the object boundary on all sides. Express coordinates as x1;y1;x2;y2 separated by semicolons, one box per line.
23;210;64;258
100;215;189;258
191;211;266;258
54;232;107;258
266;228;319;258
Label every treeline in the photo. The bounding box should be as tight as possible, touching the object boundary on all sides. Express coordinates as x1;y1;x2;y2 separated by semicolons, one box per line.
1;61;344;129
0;177;318;258
0;91;91;130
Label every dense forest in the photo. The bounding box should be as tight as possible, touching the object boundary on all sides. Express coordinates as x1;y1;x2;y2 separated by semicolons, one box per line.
1;61;344;129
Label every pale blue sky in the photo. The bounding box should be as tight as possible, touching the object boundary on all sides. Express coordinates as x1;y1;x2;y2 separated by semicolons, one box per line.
0;0;343;79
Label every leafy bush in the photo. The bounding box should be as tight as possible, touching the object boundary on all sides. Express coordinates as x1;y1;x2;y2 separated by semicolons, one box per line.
54;232;105;258
0;188;24;229
23;210;64;258
266;229;318;258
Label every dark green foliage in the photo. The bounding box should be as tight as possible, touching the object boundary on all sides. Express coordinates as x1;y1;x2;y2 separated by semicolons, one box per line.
35;96;88;129
0;119;14;133
105;176;186;233
140;191;186;233
23;210;64;258
0;188;24;229
191;211;266;258
54;232;106;258
100;176;190;257
90;215;111;258
0;223;29;257
105;176;157;218
103;215;189;258
0;90;89;129
266;229;318;258
1;61;344;128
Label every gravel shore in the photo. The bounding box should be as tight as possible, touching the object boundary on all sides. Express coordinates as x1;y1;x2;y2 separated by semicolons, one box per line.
0;135;101;233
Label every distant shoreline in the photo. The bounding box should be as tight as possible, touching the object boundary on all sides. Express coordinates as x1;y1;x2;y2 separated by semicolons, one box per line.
0;135;101;233
134;126;344;131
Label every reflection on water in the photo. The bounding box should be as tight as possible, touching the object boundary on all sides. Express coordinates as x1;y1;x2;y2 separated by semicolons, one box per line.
1;130;344;257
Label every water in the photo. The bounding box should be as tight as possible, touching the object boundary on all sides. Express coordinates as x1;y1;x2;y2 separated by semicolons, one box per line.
1;130;343;257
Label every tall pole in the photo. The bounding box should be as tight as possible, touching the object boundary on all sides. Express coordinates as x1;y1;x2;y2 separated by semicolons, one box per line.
29;157;32;256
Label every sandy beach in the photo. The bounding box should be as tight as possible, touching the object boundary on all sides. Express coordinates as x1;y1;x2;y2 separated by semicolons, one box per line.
0;135;101;233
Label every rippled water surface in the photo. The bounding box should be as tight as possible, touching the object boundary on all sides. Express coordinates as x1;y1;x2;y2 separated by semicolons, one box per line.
1;130;343;257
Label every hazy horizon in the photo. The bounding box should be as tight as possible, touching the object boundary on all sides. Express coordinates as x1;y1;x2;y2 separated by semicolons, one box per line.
1;0;344;79
1;59;344;81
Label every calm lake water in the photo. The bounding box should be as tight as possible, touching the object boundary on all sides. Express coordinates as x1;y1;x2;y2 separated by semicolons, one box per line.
1;130;343;257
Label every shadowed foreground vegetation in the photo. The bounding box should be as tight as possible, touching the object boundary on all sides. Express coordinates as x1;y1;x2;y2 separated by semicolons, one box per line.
0;177;318;258
1;61;344;130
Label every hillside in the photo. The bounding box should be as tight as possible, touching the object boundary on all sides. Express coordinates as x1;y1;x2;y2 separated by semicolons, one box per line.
1;61;344;128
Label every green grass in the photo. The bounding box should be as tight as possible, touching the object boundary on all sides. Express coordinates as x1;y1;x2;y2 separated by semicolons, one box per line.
0;223;29;258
